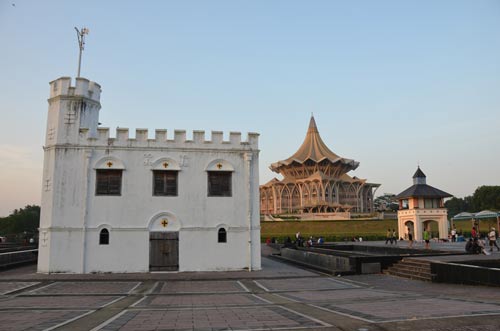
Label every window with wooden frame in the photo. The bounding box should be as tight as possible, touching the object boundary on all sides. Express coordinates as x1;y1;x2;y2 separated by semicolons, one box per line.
95;170;122;195
208;171;232;197
218;228;227;243
153;170;178;196
99;228;109;245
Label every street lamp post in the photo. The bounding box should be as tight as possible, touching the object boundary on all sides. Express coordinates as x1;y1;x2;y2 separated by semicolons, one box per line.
75;27;89;78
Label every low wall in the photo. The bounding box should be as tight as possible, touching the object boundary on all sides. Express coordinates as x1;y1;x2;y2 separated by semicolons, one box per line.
280;248;354;273
0;249;38;268
432;261;500;287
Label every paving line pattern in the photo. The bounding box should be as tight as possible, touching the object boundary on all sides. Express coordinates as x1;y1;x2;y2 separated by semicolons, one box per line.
0;295;123;309
156;280;248;294
254;277;357;292
0;309;92;331
27;281;141;295
94;306;331;331
312;297;500;323
0;281;39;295
135;293;268;308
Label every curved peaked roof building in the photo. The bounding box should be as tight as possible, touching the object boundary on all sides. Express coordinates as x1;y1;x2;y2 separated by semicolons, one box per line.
270;116;359;176
260;116;379;216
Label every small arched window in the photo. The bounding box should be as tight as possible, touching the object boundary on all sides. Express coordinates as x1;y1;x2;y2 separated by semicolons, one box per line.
218;228;227;243
99;229;109;245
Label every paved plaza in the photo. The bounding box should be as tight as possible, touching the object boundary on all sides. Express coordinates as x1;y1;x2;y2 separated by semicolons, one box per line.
0;245;499;330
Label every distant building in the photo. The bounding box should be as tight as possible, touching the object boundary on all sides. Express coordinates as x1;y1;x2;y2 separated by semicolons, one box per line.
396;167;452;241
374;193;399;212
260;116;379;218
38;77;261;273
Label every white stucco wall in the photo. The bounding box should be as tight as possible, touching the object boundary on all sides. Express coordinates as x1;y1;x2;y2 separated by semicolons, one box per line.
38;77;261;273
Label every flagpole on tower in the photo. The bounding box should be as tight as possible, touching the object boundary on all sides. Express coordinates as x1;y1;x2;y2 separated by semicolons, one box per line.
75;27;89;78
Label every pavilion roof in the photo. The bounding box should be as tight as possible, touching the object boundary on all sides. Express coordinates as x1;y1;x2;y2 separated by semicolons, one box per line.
270;116;359;172
395;184;452;199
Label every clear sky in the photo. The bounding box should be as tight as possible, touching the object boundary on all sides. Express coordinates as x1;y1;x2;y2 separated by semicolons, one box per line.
1;1;499;216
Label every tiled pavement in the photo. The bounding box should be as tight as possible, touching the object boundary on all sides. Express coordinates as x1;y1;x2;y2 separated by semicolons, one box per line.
134;293;267;307
0;281;39;295
0;247;500;330
313;297;500;323
0;295;123;309
254;277;357;292
0;310;93;331
155;280;248;294
95;306;330;331
27;281;141;295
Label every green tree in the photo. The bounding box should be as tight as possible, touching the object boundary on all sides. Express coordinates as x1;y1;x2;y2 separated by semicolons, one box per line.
0;205;40;238
445;197;471;219
471;186;500;212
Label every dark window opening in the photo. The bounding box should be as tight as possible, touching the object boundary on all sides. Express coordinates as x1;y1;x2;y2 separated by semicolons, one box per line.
218;228;227;243
424;198;439;209
99;228;109;245
153;170;178;196
208;171;232;197
96;170;122;195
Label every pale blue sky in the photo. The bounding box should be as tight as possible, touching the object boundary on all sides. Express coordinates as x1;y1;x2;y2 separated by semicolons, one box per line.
1;0;499;216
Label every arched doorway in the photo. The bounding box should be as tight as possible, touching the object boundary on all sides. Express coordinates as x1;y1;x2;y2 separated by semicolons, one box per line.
148;212;181;271
423;220;439;239
404;221;415;240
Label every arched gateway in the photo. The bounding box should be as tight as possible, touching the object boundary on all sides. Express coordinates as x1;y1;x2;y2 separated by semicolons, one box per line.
260;116;379;218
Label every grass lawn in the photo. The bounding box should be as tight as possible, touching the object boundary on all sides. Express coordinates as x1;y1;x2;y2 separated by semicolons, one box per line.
260;218;500;242
261;219;398;242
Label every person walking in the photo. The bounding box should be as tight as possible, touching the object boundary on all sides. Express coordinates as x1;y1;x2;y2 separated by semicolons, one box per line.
471;226;477;239
423;228;430;249
451;226;457;242
408;227;414;248
385;229;392;244
392;229;397;245
488;227;500;252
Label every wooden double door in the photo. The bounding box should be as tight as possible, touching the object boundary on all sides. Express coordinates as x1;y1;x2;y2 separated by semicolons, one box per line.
149;232;179;271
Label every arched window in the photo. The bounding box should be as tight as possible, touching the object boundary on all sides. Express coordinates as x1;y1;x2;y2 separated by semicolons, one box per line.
218;228;227;243
99;229;109;245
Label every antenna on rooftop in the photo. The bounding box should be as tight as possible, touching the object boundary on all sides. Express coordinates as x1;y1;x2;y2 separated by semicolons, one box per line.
75;27;89;78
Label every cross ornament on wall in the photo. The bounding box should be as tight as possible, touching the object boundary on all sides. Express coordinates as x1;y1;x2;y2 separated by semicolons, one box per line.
107;161;113;167
161;219;168;227
44;179;51;192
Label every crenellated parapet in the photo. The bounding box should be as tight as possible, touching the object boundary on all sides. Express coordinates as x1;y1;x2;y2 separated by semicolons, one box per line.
49;77;101;102
78;128;259;149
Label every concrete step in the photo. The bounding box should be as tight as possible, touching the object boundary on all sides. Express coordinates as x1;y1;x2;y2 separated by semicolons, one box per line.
395;259;431;267
383;258;434;282
386;268;433;279
383;269;434;281
390;264;431;273
385;263;432;274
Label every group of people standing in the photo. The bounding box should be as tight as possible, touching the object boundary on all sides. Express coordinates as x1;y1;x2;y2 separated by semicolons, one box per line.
387;226;425;249
291;232;324;247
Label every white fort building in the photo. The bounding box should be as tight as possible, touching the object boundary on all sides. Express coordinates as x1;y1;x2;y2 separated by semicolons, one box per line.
38;77;261;273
